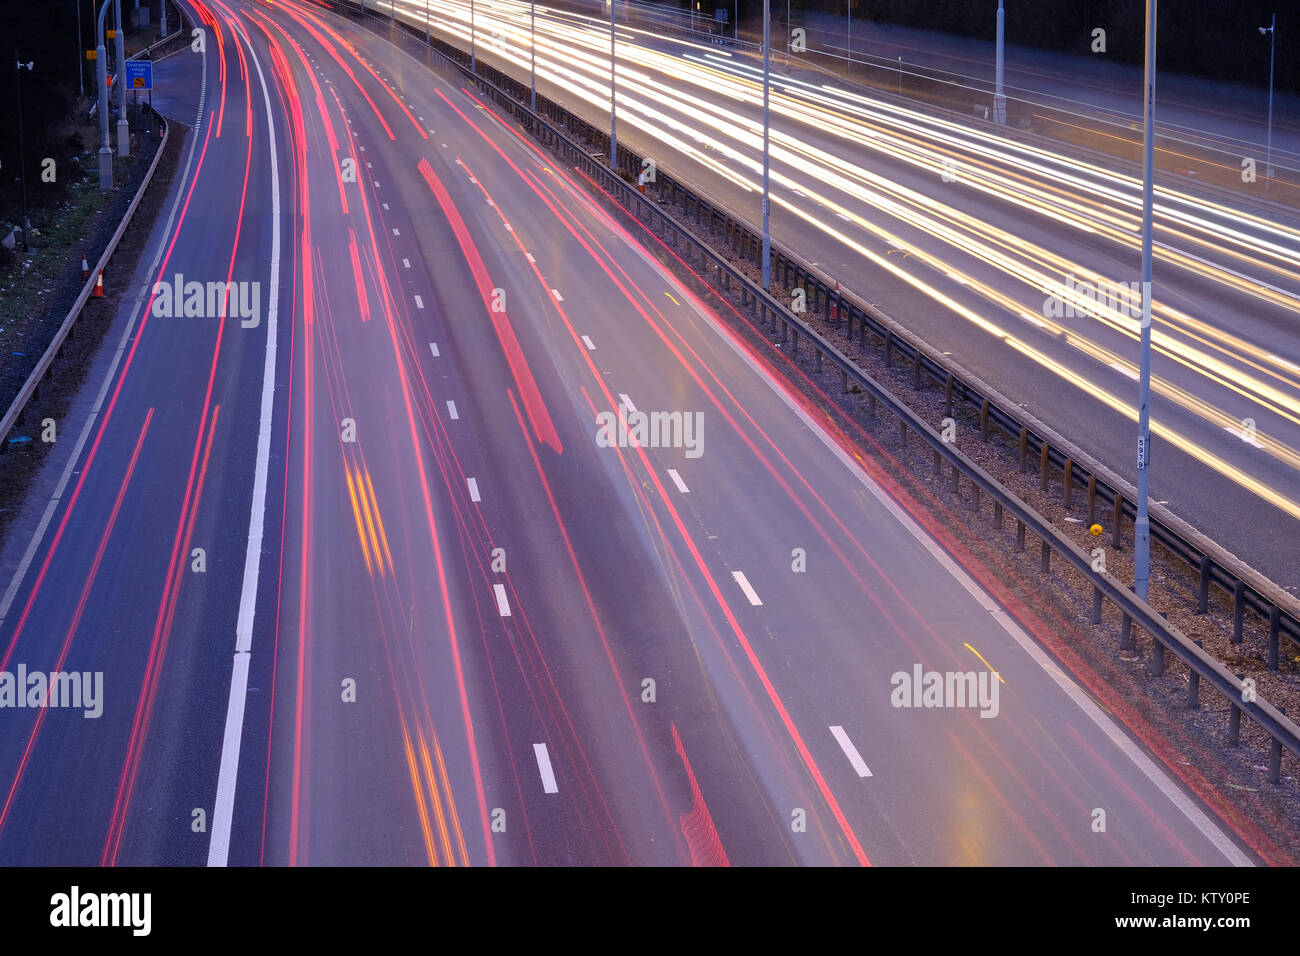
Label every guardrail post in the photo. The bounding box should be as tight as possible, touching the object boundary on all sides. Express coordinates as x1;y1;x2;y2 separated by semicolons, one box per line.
1232;580;1245;644
1152;634;1164;675
913;350;922;390
970;482;980;511
815;347;822;372
1196;555;1211;614
1041;541;1050;573
1269;605;1281;671
944;374;954;418
1092;587;1102;624
950;462;959;494
1016;519;1025;552
1269;711;1283;783
993;500;1003;530
1039;441;1050;492
899;418;907;449
1086;475;1097;526
979;399;989;441
1187;644;1201;709
1062;458;1073;508
867;393;876;417
933;449;941;475
841;370;849;393
1121;613;1132;650
1111;494;1123;550
884;331;893;367
1229;675;1243;744
1018;426;1027;472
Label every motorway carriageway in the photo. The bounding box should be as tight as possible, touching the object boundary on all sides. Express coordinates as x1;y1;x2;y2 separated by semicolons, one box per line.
0;0;1284;865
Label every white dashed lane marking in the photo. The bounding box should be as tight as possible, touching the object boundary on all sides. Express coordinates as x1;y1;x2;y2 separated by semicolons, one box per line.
829;726;873;778
667;469;689;493
732;571;762;606
533;743;558;793
493;583;511;617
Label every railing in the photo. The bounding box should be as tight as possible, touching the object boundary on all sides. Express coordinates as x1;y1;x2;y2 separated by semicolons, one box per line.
0;106;171;453
341;0;1300;782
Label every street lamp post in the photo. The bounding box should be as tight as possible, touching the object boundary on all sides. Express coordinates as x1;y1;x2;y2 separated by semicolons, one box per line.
15;55;34;252
114;0;128;157
1135;0;1157;601
762;0;771;290
1260;14;1276;184
610;0;616;167
96;0;113;188
994;0;1006;124
76;0;85;99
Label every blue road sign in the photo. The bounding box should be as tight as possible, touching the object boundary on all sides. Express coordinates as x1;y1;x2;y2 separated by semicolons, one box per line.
125;59;153;91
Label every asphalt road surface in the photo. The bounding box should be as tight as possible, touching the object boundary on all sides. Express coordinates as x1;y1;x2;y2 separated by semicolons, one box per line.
369;0;1300;595
0;0;1269;866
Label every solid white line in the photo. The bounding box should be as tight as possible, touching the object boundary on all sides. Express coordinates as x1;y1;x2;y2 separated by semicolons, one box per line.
551;288;563;301
667;468;690;493
446;400;458;420
467;477;481;501
210;31;281;868
533;743;559;793
731;570;762;606
429;342;439;357
493;583;511;617
414;295;424;309
829;725;873;777
581;335;596;350
618;393;636;412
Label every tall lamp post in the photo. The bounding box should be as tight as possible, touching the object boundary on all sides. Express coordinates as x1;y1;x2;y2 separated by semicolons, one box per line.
114;0;128;157
1259;14;1276;186
610;0;616;167
761;0;771;290
96;0;113;187
993;0;1006;124
1134;0;1157;601
15;55;34;251
76;0;85;98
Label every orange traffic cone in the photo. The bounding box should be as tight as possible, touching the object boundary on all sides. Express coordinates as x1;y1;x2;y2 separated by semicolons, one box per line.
92;273;104;297
81;255;90;280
